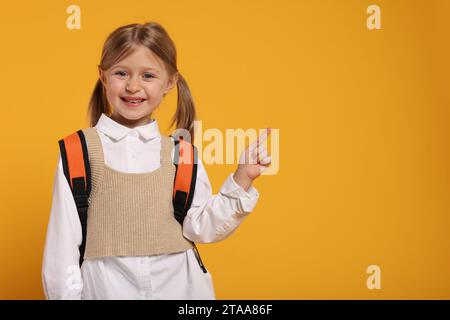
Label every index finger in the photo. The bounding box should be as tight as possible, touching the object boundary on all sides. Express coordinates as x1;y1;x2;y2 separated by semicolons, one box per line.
257;127;271;146
250;127;271;153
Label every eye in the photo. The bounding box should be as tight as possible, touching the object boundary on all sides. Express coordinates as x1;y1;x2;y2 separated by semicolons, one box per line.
114;71;127;77
143;73;155;79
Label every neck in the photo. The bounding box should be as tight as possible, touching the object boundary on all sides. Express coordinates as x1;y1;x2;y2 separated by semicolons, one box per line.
110;112;153;128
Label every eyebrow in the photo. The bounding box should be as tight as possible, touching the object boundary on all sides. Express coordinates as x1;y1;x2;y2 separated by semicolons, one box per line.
112;65;160;73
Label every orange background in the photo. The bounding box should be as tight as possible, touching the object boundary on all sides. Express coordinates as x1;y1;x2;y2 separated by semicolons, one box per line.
0;0;449;299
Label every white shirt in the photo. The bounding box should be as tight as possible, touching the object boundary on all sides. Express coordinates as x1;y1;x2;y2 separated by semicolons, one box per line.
42;113;260;300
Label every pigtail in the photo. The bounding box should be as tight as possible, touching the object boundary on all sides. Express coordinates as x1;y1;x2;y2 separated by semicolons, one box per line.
87;78;110;127
170;72;197;142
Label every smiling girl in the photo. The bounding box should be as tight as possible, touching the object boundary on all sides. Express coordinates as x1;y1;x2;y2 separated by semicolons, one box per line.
42;21;272;300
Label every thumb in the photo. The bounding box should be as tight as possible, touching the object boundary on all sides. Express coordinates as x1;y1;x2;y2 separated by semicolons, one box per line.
260;165;269;175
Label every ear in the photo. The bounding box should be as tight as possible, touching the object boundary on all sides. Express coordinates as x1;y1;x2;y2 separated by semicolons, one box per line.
164;72;179;95
98;66;107;86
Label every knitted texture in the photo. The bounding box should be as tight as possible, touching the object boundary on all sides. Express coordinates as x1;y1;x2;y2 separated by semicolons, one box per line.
81;127;193;260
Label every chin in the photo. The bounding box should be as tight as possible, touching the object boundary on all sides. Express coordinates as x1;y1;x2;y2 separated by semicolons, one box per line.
112;109;140;119
124;111;147;119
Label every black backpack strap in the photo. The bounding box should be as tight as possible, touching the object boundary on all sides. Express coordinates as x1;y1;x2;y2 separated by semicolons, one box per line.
58;130;91;267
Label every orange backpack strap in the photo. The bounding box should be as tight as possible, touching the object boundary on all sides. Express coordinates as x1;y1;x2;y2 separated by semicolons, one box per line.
58;130;91;267
171;135;207;273
172;136;198;224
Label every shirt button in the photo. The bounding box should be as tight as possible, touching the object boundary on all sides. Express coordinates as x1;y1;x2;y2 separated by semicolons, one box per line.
130;130;138;138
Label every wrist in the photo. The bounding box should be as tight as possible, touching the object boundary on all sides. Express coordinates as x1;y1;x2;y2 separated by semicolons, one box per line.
233;170;253;192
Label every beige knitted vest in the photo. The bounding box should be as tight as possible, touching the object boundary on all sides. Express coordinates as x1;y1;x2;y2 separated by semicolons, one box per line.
81;127;193;260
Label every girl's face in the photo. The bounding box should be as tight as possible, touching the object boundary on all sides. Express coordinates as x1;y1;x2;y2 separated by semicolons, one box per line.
99;45;178;128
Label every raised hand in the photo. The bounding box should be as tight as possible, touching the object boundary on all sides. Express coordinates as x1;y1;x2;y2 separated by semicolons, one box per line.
232;128;272;191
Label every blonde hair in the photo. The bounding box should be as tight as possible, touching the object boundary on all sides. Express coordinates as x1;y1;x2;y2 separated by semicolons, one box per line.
88;22;196;140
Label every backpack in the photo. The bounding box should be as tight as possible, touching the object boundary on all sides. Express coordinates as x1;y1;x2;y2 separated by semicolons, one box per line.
58;129;207;273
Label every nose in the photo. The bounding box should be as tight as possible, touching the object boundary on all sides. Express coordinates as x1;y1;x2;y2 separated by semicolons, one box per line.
126;77;141;93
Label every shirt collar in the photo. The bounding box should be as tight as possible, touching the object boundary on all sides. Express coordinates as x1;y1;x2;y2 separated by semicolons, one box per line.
95;113;160;141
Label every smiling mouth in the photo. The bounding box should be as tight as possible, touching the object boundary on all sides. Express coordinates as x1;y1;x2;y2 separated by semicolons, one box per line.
120;97;146;104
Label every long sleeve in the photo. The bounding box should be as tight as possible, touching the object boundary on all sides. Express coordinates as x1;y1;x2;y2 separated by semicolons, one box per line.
182;157;260;243
42;153;83;300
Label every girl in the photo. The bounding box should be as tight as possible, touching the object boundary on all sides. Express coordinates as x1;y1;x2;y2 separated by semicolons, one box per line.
42;21;272;300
